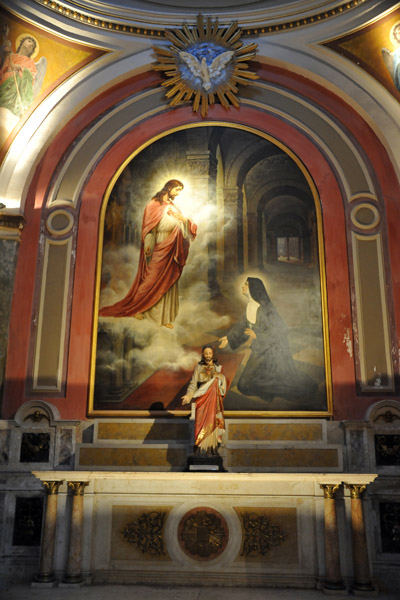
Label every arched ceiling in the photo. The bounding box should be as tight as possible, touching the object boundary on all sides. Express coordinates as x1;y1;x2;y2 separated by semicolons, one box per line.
0;0;399;217
67;0;341;16
83;0;307;7
20;0;373;29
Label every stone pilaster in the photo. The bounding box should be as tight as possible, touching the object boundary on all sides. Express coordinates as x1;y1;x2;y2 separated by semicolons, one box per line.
320;484;345;593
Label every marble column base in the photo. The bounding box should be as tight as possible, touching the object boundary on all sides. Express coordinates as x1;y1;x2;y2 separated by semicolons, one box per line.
59;579;86;588
31;580;57;588
350;584;378;597
321;580;347;595
32;571;56;583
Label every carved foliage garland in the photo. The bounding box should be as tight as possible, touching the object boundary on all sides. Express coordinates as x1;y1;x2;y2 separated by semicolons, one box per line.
123;511;166;555
241;512;286;556
153;14;258;117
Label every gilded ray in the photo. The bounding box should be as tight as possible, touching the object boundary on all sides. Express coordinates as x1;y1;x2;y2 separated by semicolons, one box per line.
153;13;258;116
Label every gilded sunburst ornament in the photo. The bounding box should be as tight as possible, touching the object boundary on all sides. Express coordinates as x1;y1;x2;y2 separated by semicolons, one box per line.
153;14;258;117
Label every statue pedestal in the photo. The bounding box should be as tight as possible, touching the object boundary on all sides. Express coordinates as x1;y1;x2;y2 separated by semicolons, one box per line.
184;454;226;472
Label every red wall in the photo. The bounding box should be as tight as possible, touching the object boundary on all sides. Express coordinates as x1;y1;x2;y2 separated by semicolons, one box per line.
3;65;400;420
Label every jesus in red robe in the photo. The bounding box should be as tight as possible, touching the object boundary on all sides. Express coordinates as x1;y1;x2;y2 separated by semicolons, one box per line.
100;179;197;328
182;345;226;455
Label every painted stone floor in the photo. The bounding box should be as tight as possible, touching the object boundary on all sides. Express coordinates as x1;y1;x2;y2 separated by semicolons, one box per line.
1;584;399;600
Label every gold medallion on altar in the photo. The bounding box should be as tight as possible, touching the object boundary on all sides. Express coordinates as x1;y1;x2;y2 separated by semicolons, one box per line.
152;14;258;117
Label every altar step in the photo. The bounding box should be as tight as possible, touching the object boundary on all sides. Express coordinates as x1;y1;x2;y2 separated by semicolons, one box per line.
75;418;343;472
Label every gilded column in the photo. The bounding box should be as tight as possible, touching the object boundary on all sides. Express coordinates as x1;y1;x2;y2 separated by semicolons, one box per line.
62;481;88;584
33;480;63;584
320;484;345;592
346;484;375;593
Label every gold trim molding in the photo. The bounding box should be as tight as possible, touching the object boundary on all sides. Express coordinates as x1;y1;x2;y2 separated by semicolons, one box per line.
32;0;367;39
0;213;25;241
89;122;333;418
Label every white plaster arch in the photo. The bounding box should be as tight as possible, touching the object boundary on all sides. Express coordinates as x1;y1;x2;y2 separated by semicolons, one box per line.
365;399;400;424
14;399;61;427
27;78;380;218
0;46;154;213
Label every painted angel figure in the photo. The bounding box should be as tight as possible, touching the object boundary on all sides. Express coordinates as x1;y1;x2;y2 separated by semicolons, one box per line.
382;22;400;91
0;26;47;144
179;49;234;91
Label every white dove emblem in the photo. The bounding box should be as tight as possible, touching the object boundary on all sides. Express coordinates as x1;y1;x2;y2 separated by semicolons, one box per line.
179;50;234;91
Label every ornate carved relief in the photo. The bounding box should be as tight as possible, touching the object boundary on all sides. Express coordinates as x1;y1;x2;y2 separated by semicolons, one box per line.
123;511;166;556
241;512;286;557
178;507;229;560
375;410;400;424
375;435;400;466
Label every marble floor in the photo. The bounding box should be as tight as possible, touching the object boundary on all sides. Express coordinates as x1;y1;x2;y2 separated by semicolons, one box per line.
2;584;399;600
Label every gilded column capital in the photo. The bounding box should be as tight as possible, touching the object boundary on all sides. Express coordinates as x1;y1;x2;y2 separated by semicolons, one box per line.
320;483;340;499
67;481;89;496
345;484;367;499
42;480;63;495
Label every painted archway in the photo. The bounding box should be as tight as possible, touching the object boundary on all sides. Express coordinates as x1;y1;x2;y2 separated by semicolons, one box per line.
2;65;400;421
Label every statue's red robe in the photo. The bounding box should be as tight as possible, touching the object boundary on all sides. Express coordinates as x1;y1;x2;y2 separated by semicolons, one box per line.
100;199;197;317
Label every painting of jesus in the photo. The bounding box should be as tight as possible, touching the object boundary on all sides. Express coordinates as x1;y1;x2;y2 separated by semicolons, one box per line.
91;125;331;416
100;179;197;328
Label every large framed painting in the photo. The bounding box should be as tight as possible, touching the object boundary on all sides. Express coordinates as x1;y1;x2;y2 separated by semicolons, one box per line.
89;125;332;416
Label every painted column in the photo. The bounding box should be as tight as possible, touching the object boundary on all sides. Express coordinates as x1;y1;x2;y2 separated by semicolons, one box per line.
320;484;345;591
62;481;88;584
223;187;239;275
33;480;63;583
247;212;258;269
187;151;220;295
346;483;375;593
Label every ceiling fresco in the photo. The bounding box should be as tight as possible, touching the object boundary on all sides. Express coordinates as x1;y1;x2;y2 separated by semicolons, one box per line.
0;9;106;152
324;6;400;101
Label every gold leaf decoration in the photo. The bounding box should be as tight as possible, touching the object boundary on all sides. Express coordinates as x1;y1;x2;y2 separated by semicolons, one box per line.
153;14;258;117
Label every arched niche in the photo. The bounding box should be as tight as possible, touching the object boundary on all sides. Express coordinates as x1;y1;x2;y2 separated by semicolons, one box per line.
2;66;400;421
